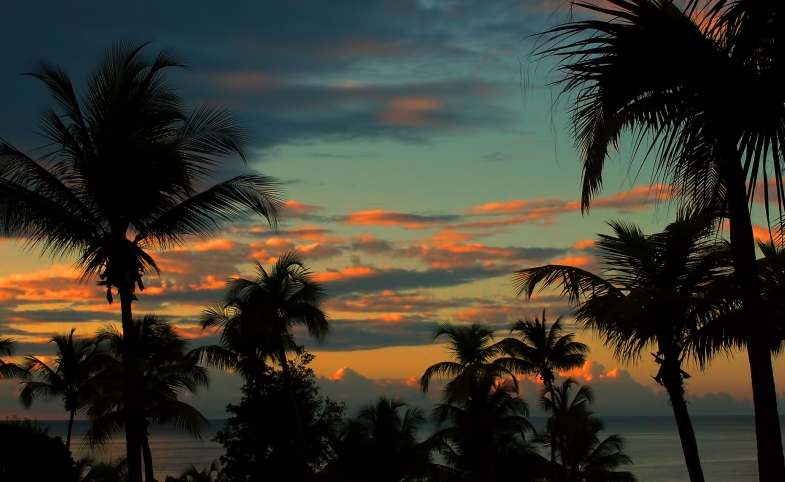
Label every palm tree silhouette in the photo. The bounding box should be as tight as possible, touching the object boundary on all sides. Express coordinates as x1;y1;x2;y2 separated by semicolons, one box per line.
515;212;729;481
200;250;329;480
329;396;431;482
19;329;111;452
429;372;538;482
85;315;210;482
535;1;785;475
495;311;588;481
175;461;224;482
496;312;588;388
0;40;282;482
419;322;512;400
540;378;636;482
0;337;25;380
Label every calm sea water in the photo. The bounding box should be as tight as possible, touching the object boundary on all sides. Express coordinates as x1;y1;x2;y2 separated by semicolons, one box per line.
45;416;780;480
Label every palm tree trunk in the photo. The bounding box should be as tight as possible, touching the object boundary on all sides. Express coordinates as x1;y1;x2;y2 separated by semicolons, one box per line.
660;360;704;482
546;382;558;482
724;154;785;481
278;348;311;482
66;409;75;453
141;425;155;482
120;287;144;482
550;430;557;482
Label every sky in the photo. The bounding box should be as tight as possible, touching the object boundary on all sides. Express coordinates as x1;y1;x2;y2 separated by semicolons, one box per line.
0;0;782;421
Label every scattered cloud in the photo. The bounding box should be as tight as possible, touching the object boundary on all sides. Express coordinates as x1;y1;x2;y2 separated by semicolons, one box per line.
339;210;460;229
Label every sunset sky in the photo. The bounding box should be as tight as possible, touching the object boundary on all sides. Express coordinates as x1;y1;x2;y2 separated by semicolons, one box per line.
0;0;782;419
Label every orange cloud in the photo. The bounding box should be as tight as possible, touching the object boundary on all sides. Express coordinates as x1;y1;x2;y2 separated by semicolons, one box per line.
572;239;595;250
550;256;590;266
282;200;325;218
187;275;225;291
313;266;377;283
468;184;673;226
378;96;445;127
558;360;620;383
342;209;451;229
172;239;236;253
753;224;772;242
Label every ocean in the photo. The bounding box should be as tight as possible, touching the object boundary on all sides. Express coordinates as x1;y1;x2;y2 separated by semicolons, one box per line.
46;416;777;480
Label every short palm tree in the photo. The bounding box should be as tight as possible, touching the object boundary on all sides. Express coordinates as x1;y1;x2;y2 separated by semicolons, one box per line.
515;211;729;482
85;315;210;482
0;40;282;482
496;311;589;388
429;372;539;482
0;337;24;380
540;378;636;482
200;250;329;479
534;0;785;475
19;329;111;452
175;461;224;482
329;397;431;482
495;311;589;481
419;322;512;400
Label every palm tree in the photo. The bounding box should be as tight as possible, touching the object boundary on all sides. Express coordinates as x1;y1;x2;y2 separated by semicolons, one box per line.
0;40;282;482
514;212;730;482
19;329;111;452
534;0;785;476
540;379;636;482
200;250;329;480
85;315;210;482
429;372;540;482
175;461;224;482
495;311;589;481
419;322;512;400
0;337;25;380
329;397;431;482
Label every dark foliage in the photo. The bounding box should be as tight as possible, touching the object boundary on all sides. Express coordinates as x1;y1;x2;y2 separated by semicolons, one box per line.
214;353;344;482
0;418;74;482
324;396;432;482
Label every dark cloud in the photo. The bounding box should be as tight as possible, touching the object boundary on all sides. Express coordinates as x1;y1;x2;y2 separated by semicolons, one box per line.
0;0;545;157
300;318;437;351
350;235;395;254
323;265;508;296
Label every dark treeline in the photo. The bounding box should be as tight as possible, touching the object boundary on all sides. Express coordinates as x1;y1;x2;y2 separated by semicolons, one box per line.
0;0;783;480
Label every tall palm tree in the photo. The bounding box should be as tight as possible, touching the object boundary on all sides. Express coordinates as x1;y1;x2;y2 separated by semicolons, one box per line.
328;397;431;482
514;212;730;482
85;315;210;482
0;40;282;482
200;250;329;480
495;311;588;481
419;322;512;400
0;337;25;380
540;378;636;482
534;0;785;476
429;372;539;482
19;329;111;452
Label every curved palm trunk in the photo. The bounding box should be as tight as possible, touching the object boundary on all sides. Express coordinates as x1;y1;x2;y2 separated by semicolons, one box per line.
66;409;75;453
724;155;785;481
141;425;155;482
120;288;143;482
658;352;704;482
278;348;311;482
